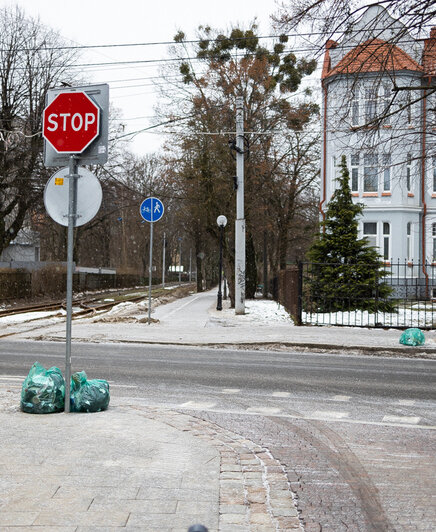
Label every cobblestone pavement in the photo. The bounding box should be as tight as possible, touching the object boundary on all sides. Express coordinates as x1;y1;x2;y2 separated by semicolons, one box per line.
0;388;302;531
143;407;302;531
191;411;436;532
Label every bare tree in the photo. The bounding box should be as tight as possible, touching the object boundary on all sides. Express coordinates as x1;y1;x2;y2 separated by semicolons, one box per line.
0;6;78;256
156;23;319;301
274;1;435;44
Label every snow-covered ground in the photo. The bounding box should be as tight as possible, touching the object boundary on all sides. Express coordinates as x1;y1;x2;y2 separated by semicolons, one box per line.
217;299;293;324
0;309;65;325
2;291;434;330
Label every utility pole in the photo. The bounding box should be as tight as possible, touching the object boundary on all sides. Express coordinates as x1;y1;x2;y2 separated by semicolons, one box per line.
235;96;245;314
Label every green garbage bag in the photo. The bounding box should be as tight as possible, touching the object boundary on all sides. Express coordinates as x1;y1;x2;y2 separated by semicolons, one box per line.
70;371;110;413
20;362;65;414
399;328;425;346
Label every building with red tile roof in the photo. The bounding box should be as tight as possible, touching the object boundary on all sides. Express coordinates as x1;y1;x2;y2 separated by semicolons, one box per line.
320;4;435;295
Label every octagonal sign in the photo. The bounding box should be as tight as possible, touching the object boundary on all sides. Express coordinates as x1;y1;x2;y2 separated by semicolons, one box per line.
43;91;100;153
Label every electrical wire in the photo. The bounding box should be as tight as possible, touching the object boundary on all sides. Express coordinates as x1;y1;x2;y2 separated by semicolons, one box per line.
0;24;433;53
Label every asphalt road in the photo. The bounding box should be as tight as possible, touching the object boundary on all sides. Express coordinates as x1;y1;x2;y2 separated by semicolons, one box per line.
1;339;435;398
2;339;435;430
2;340;436;530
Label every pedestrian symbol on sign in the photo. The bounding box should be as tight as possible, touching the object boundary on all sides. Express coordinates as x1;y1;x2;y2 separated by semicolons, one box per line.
139;197;164;223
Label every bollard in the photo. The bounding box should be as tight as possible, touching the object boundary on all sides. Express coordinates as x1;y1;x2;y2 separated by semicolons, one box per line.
188;525;208;532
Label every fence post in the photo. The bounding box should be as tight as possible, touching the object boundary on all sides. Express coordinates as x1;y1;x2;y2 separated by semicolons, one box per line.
297;261;303;326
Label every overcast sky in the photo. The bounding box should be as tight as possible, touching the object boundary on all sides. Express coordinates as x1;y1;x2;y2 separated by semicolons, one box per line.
4;0;281;156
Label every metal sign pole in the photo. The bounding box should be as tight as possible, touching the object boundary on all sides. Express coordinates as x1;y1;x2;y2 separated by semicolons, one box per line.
162;232;166;288
65;155;78;413
139;197;164;320
148;219;153;323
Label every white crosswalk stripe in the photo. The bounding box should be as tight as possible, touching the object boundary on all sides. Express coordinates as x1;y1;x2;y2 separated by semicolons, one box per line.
382;415;420;424
179;401;217;410
309;410;350;420
246;407;282;415
332;395;351;402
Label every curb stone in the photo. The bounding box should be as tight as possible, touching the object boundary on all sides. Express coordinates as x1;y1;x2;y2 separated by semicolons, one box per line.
26;336;436;360
135;407;303;531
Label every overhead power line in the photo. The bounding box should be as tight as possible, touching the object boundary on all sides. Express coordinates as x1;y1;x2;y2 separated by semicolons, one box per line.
1;24;433;52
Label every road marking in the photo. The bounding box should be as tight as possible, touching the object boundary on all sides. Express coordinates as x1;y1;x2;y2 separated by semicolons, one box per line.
109;384;138;388
397;400;416;406
179;400;216;410
272;391;291;398
151;403;436;430
309;410;350;420
246;407;282;415
332;395;351;402
159;295;202;319
382;415;420;424
221;388;240;394
0;376;26;381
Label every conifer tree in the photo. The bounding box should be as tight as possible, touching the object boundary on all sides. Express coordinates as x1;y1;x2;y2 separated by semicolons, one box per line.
307;155;394;312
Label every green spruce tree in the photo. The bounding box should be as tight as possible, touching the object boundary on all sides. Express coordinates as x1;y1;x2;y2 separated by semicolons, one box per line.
307;155;394;312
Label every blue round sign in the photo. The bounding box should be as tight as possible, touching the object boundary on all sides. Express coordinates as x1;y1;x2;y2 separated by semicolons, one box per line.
140;197;164;223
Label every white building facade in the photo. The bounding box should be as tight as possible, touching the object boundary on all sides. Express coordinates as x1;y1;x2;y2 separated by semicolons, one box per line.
320;5;435;295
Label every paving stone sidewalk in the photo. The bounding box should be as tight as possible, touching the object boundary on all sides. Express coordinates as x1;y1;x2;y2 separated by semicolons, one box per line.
0;389;301;531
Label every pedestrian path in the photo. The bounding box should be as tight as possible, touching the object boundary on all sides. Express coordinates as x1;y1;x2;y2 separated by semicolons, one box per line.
0;388;301;531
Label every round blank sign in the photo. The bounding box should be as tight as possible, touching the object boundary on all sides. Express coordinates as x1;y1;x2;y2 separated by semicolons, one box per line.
44;166;102;227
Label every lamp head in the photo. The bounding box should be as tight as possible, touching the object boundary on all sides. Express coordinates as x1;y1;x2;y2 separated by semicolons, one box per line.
216;215;227;227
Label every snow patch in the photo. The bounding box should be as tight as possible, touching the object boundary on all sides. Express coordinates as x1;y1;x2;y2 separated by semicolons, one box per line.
218;300;293;324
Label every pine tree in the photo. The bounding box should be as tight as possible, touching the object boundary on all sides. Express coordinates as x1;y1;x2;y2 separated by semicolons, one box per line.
307;155;394;312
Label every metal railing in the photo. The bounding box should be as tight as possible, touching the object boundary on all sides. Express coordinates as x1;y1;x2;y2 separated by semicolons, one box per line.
298;260;436;329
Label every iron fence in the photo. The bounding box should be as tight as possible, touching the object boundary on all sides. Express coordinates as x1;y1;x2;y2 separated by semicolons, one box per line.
298;260;436;329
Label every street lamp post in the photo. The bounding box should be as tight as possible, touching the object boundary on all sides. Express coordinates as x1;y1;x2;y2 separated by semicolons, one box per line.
216;215;227;311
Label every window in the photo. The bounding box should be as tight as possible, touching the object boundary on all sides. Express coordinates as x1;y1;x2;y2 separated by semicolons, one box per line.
382;84;391;125
363;222;377;248
363;153;378;192
407;222;412;261
365;87;377;123
351;153;359;192
432;156;436;193
383;153;391;191
406;153;412;193
383;223;390;260
332;156;341;189
406;92;412;125
433;223;436;261
351;89;359;126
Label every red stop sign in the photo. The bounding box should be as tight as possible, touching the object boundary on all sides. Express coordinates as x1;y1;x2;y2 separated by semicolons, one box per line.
43;92;100;153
